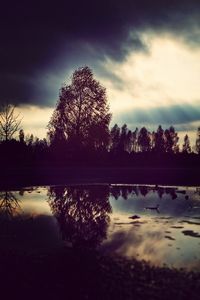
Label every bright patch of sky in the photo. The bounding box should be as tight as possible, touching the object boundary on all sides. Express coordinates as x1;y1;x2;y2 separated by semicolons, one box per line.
101;34;200;113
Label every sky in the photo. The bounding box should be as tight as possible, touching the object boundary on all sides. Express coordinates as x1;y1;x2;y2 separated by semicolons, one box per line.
1;0;200;145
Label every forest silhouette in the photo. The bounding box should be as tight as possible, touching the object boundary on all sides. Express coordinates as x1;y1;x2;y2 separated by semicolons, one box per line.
0;66;200;185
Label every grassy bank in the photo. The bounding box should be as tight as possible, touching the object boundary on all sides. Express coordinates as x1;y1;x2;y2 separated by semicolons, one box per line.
0;247;200;300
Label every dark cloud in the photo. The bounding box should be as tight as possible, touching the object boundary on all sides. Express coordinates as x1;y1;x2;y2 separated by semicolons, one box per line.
1;0;200;106
114;103;200;128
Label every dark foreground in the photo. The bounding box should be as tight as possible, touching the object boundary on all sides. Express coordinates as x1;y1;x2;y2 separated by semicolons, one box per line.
0;247;200;300
1;166;200;188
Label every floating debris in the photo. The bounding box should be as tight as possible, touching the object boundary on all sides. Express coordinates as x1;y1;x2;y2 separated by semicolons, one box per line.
171;226;184;229
129;215;140;220
145;204;160;213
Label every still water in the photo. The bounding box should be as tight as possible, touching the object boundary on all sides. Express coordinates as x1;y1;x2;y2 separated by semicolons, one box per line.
0;185;200;270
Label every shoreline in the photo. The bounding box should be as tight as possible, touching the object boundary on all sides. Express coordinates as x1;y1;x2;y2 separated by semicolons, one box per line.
1;166;200;188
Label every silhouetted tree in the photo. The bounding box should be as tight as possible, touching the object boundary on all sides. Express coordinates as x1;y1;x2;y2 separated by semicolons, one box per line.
33;137;48;152
0;104;21;141
171;126;179;153
164;126;179;153
119;124;128;152
132;127;139;152
138;127;151;152
19;129;25;143
195;127;200;154
87;122;110;151
110;124;120;152
48;185;111;248
126;130;133;153
164;129;173;153
182;134;191;153
151;131;156;150
25;133;34;147
154;125;165;153
48;66;111;151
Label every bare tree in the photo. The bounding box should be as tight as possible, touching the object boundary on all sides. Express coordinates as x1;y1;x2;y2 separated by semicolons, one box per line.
0;104;22;141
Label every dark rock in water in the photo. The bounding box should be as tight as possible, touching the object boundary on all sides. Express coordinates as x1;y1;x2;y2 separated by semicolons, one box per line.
165;235;176;241
129;215;140;220
182;230;200;238
180;220;200;226
177;190;186;194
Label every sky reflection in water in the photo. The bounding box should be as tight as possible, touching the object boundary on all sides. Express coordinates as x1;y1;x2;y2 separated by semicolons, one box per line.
0;185;200;270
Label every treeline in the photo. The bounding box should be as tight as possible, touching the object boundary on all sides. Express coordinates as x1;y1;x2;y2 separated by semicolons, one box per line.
0;123;200;168
0;66;200;169
110;124;194;154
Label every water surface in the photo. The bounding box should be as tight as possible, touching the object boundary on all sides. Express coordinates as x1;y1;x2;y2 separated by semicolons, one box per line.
0;185;200;270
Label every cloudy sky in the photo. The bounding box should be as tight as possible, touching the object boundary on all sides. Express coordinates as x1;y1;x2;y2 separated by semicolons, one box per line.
1;0;200;144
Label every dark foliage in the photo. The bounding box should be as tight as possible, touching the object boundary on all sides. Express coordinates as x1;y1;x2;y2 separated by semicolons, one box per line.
48;66;111;152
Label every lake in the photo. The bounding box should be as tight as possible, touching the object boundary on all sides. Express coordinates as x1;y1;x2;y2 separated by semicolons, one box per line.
0;184;200;271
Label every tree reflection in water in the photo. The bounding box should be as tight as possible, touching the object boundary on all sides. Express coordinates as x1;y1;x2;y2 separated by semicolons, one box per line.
0;191;21;219
110;185;178;200
48;185;112;249
0;191;22;248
